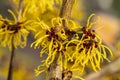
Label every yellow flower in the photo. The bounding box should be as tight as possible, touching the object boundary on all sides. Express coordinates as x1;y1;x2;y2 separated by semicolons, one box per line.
0;9;35;50
68;14;113;72
31;17;81;76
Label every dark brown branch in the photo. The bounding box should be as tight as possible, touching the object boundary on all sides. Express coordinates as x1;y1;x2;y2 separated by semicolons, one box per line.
7;38;15;80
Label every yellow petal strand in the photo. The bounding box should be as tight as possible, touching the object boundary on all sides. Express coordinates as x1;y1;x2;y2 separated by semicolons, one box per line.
89;16;100;29
48;38;53;56
101;45;111;62
46;49;57;67
34;68;46;76
31;35;48;49
8;9;17;23
102;45;113;56
86;13;95;28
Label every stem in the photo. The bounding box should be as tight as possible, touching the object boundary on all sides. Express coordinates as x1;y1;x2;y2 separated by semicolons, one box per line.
17;0;23;22
49;0;75;80
59;0;75;19
7;0;23;80
48;54;62;80
7;38;15;80
60;0;75;30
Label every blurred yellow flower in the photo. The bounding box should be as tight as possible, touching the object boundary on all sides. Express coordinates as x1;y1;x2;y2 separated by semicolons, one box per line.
68;14;113;72
0;9;35;50
11;0;58;19
11;0;85;24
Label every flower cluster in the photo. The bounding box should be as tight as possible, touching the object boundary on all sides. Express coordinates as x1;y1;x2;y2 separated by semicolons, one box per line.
31;14;113;79
0;0;112;80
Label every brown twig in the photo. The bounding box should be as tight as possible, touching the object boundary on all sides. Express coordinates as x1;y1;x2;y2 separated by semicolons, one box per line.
7;38;15;80
48;54;62;80
59;0;75;19
17;0;23;22
60;0;75;30
49;0;75;80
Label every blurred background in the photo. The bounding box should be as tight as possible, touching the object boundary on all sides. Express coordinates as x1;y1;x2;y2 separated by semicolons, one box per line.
0;0;120;80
